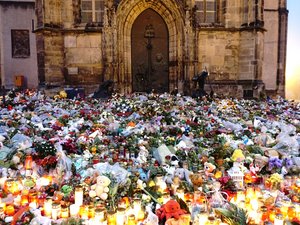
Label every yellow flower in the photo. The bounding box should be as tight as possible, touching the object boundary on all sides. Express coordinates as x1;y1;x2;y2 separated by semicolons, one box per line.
90;146;97;154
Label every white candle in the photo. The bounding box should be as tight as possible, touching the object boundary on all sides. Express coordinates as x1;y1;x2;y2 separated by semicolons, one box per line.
75;186;83;206
51;203;61;220
116;207;126;225
274;214;284;225
70;204;80;217
198;213;208;224
44;198;52;217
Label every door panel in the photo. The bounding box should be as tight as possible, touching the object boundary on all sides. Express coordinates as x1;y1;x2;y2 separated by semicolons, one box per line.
131;8;169;93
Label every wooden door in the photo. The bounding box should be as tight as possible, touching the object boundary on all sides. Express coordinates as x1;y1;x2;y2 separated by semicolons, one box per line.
131;8;169;93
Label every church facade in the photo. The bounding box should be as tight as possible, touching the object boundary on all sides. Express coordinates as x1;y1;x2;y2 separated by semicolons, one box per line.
34;0;288;97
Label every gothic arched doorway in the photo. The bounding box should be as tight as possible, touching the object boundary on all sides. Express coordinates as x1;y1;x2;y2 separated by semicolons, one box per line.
131;8;169;93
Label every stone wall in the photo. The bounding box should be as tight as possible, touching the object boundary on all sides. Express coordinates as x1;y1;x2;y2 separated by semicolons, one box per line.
197;30;240;81
64;33;103;86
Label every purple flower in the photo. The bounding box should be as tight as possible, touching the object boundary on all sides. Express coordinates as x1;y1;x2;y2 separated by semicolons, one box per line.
268;157;282;171
284;158;293;169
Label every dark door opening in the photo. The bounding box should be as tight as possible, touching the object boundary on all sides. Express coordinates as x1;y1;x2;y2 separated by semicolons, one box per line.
131;8;169;93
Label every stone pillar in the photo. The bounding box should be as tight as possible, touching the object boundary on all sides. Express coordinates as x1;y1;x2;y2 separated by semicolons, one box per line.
62;0;73;29
182;9;196;95
277;0;288;97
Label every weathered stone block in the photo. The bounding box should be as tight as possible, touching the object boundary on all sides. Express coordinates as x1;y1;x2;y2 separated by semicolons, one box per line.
65;36;77;48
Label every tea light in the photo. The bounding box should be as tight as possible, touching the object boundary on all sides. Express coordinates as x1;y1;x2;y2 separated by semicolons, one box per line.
70;204;80;217
75;186;83;206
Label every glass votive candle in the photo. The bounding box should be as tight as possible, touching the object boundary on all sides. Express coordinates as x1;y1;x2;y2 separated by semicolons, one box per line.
116;207;126;225
287;206;296;220
79;205;89;219
274;213;284;225
52;203;61;220
21;193;29;206
94;207;105;222
29;191;38;204
107;210;117;225
44;197;52;217
70;204;80;217
61;206;69;218
75;186;83;206
5;205;15;216
127;214;136;225
88;205;95;219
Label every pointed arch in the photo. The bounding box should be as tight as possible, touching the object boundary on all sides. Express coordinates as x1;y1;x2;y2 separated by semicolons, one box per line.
115;0;185;93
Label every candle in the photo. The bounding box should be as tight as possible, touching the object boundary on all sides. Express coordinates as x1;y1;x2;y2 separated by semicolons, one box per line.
25;155;33;170
70;204;80;217
274;214;284;225
176;188;185;201
132;198;145;221
107;210;117;225
29;191;38;204
127;214;136;225
79;205;89;219
94;207;105;222
287;206;296;220
197;212;208;224
5;205;15;216
21;195;29;206
75;186;83;206
116;207;126;225
4;178;20;195
44;197;52;217
52;203;61;220
61;206;69;218
88;205;95;219
0;202;6;211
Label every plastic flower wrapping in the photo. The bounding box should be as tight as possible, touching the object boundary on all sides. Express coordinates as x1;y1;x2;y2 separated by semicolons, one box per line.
0;89;299;225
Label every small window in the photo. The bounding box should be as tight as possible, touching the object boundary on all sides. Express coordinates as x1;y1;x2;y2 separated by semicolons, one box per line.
195;0;216;25
11;30;30;58
81;0;104;23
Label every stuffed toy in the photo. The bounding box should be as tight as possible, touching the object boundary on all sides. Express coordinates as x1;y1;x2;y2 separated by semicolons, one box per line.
173;168;192;185
89;175;111;200
204;162;216;179
156;199;187;221
189;172;203;190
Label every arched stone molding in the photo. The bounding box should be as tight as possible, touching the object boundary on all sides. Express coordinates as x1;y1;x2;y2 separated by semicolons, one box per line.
114;0;186;93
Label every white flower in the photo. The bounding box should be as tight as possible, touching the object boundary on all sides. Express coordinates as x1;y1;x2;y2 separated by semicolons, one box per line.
137;179;145;189
11;155;20;164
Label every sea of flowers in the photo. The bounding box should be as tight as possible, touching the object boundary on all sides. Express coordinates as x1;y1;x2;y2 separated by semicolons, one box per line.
0;89;299;225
